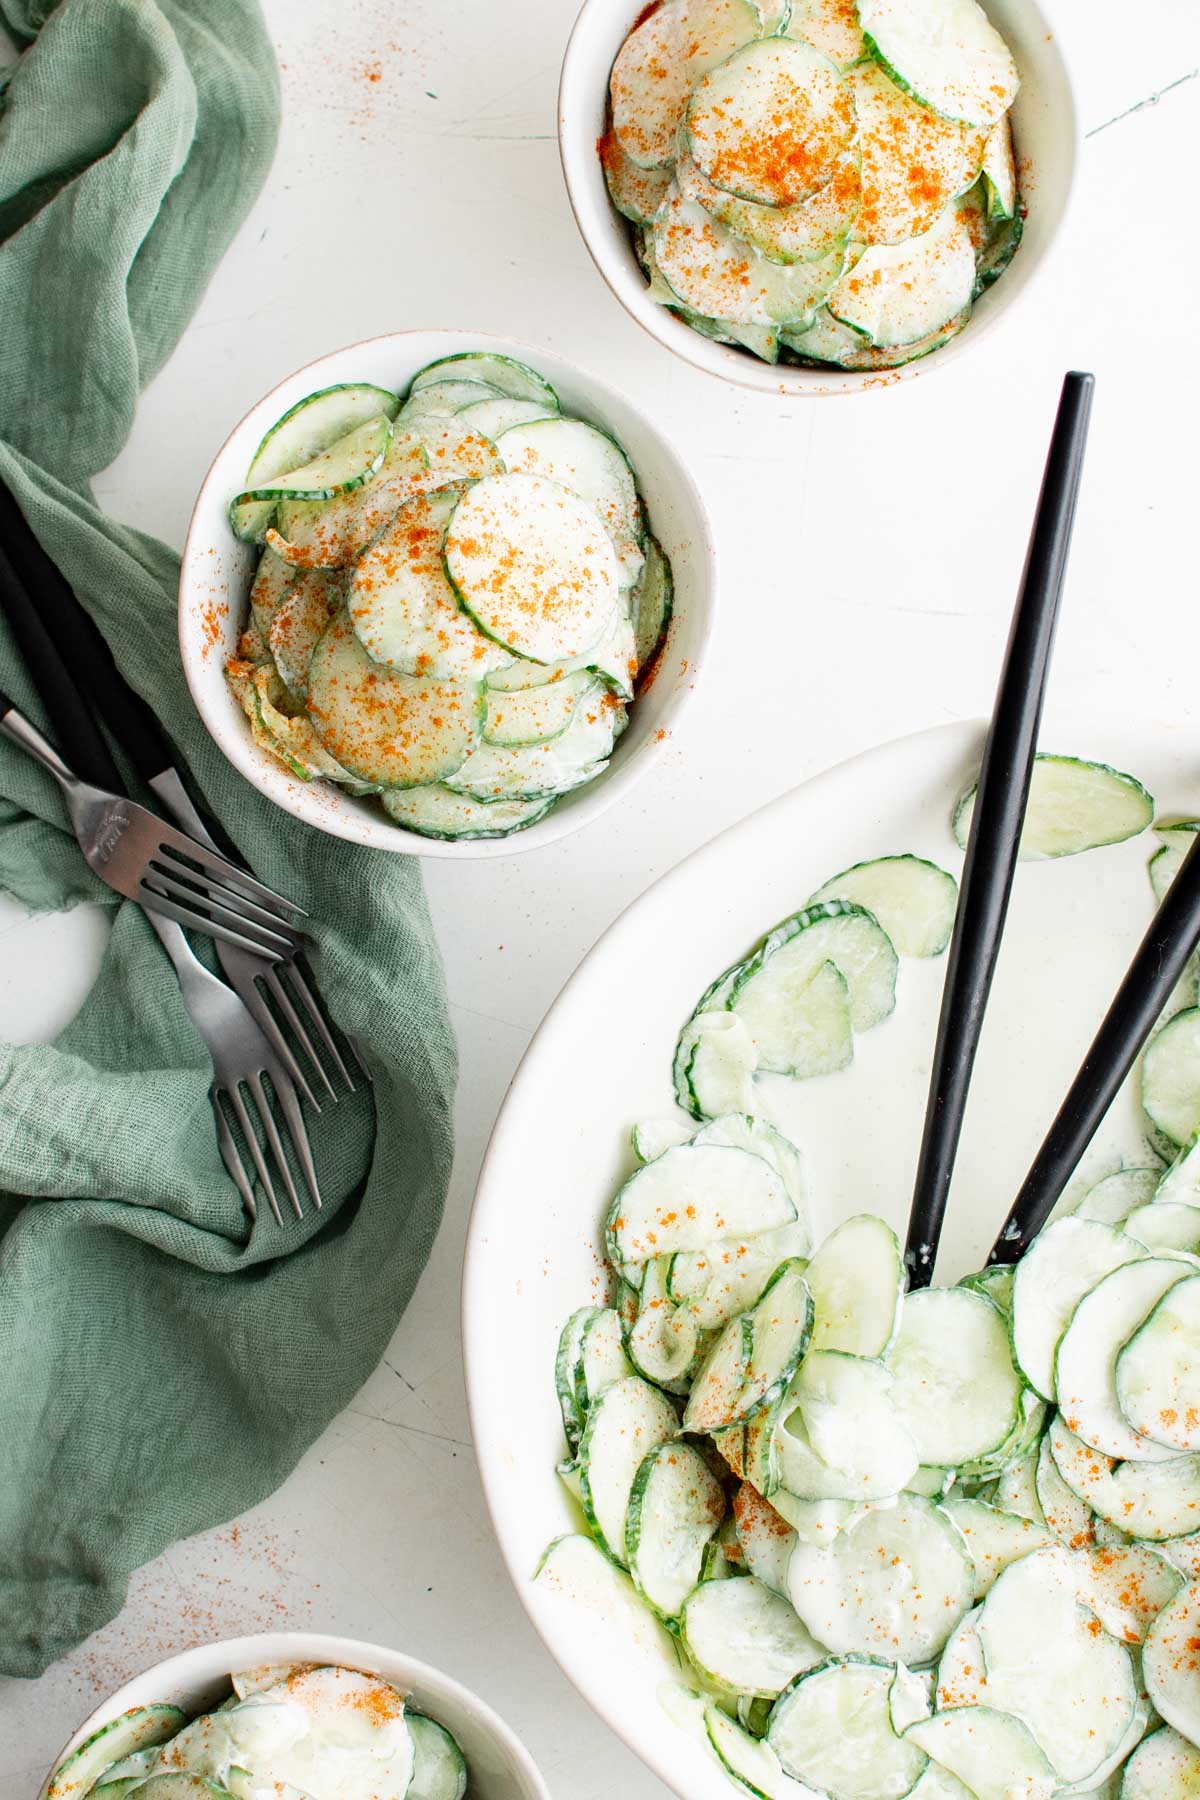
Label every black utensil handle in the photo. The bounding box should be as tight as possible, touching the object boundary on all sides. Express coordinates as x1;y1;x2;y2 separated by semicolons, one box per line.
904;371;1095;1288
0;477;172;785
990;832;1200;1264
0;534;124;791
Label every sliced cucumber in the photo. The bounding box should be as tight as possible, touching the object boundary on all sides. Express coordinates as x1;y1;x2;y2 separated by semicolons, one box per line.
406;1714;468;1800
1011;1217;1149;1401
632;532;673;672
230;382;401;543
858;0;1019;127
953;755;1154;860
683;1310;754;1433
942;1496;1053;1601
787;1494;973;1663
778;1349;918;1500
685;37;855;207
306;611;482;788
1143;1579;1200;1747
680;1012;760;1118
783;0;864;70
1055;1256;1196;1462
117;1781;230;1799
557;1307;596;1450
1144;1009;1200;1149
248;544;297;636
682;1575;826;1696
407;411;505;483
267;568;339;699
693;1115;809;1225
1160;1531;1200;1580
609;0;761;171
497;418;643;584
904;1708;1055;1800
1120;1725;1200;1799
252;664;358;783
632;1117;696;1163
410;352;559;410
578;1374;680;1564
607;1142;796;1264
957;1262;1014;1314
981;114;1017;218
806;1213;903;1356
731;900;898;1068
444;680;622;802
602;130;675;224
627;1439;726;1617
1125;1199;1200;1255
732;1482;799;1597
380;784;552;840
235;413;392;518
444;472;619;663
704;1703;800;1800
886;1287;1021;1467
684;1259;813;1431
456;396;558;439
272;428;434;571
1049;1412;1200;1543
398;377;503;417
576;1304;637;1412
1075;1166;1162;1226
46;1707;189;1800
534;1531;679;1660
808;855;958;958
852;61;986;247
1116;1273;1200;1452
1073;1542;1183;1646
481;667;594;747
828;200;976;348
1035;1430;1097;1550
677;143;861;266
994;1440;1047;1525
654;184;848;328
768;1657;930;1799
889;1663;934;1735
629;1258;701;1391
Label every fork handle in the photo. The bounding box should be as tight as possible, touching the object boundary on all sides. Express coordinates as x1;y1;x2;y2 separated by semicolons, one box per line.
0;693;80;791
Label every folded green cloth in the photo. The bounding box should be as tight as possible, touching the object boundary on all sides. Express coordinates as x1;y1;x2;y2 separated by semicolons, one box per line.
0;0;456;1677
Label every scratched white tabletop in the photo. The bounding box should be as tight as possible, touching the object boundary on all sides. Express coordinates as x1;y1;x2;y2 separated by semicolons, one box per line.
2;2;1198;1793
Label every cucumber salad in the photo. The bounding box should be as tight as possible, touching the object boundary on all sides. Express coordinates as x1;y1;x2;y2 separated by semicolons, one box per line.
224;353;673;842
602;0;1022;369
44;1661;469;1800
538;755;1200;1799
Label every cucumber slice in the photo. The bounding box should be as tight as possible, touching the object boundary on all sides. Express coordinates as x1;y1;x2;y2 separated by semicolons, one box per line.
248;545;297;636
267;568;340;699
693;1115;810;1224
609;0;761;171
497;418;644;585
1049;1412;1200;1543
808;855;958;958
685;37;855;207
732;1482;799;1596
349;485;510;681
1144;1009;1200;1149
953;755;1154;860
306;611;482;788
118;1782;230;1799
576;1305;636;1411
680;1012;760;1117
270;429;433;571
601;129;675;224
406;1714;468;1800
628;1257;701;1391
935;1604;987;1709
942;1497;1053;1601
994;1440;1047;1525
1011;1217;1149;1401
904;1708;1055;1800
456;397;558;439
682;1576;826;1696
234;412;392;508
557;1307;596;1450
884;1287;1022;1466
807;1213;904;1356
781;302;877;366
230;382;401;543
46;1706;189;1800
627;1440;726;1617
858;0;1019;127
535;1531;679;1659
1120;1725;1200;1799
444;681;623;802
903;1767;975;1800
851;62;986;247
1116;1273;1200;1451
399;377;503;417
607;1142;796;1265
731;900;898;1067
981;114;1017;218
407;411;505;483
1073;1543;1183;1646
380;785;553;840
1124;1200;1200;1255
578;1374;680;1564
1160;1532;1200;1580
704;1704;800;1800
684;1259;814;1431
1075;1167;1162;1226
768;1658;930;1799
1143;1580;1200;1746
958;1385;1047;1482
677;144;861;265
410;352;559;410
976;1546;1137;1785
683;1221;814;1334
828;200;976;348
683;1311;754;1432
1055;1256;1196;1462
654;184;848;328
783;0;864;69
252;665;358;784
958;1262;1014;1313
444;472;620;663
889;1663;934;1735
778;1349;919;1500
632;533;673;672
632;1117;696;1163
481;666;593;747
1035;1430;1097;1550
787;1494;973;1662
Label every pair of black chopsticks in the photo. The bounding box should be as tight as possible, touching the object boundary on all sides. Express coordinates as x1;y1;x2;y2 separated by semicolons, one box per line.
904;371;1200;1285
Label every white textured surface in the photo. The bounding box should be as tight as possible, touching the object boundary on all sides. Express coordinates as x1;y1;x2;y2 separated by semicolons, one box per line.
1;0;1198;1794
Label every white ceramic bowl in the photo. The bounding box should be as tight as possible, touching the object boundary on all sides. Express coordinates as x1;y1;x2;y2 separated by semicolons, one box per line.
179;329;715;858
558;0;1078;395
41;1630;550;1800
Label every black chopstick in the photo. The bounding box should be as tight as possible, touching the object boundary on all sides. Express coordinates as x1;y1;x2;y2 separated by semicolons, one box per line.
989;832;1200;1264
903;371;1095;1288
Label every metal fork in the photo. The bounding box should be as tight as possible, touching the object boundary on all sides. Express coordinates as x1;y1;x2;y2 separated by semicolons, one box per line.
0;692;305;960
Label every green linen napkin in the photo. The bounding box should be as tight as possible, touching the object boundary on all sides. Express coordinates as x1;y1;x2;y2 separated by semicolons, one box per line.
0;0;457;1678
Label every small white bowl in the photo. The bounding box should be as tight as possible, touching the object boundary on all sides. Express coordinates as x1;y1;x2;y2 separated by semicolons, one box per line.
179;329;716;858
558;0;1078;395
41;1630;550;1800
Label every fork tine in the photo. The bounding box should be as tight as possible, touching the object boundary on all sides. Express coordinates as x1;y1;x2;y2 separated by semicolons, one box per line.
248;1071;304;1221
148;855;307;943
154;831;307;916
271;1069;324;1212
213;1093;256;1221
235;970;321;1111
262;965;338;1102
286;959;358;1094
140;883;293;960
226;1081;284;1226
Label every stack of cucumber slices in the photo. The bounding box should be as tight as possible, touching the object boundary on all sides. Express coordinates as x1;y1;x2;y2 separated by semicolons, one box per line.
538;754;1200;1798
44;1662;469;1800
603;0;1022;368
224;352;673;842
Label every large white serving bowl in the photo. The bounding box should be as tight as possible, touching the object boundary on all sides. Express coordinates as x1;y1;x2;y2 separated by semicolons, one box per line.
463;715;1192;1798
179;330;715;858
40;1630;550;1800
558;0;1078;395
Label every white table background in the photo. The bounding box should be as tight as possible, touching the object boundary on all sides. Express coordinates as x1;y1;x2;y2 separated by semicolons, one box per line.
2;1;1198;1791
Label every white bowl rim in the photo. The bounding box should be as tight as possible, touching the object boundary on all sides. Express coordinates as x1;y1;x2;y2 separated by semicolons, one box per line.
178;326;717;858
557;0;1080;397
44;1628;550;1798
